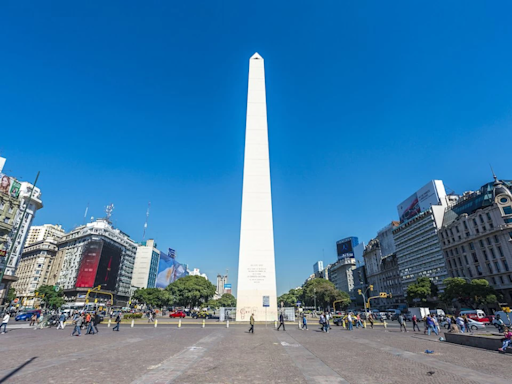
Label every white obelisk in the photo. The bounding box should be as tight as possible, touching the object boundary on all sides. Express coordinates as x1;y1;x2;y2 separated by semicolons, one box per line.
236;53;278;322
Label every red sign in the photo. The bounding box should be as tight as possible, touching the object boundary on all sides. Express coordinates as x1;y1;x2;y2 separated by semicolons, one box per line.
75;241;103;288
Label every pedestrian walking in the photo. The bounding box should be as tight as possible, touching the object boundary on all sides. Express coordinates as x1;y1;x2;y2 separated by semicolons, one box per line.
398;313;407;332
323;312;330;333
71;314;83;336
463;315;470;333
113;313;121;331
302;314;308;330
277;312;286;331
456;315;465;333
248;313;255;333
368;313;374;329
347;312;354;331
426;315;438;336
57;313;66;330
433;315;440;334
319;313;326;331
355;313;362;329
411;315;420;332
86;313;96;335
498;327;512;352
29;313;37;327
93;312;100;333
0;312;10;334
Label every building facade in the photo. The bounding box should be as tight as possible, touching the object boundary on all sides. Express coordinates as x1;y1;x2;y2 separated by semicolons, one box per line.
313;261;324;274
51;218;137;305
131;239;160;289
440;177;512;303
11;238;59;305
329;257;356;294
25;224;65;247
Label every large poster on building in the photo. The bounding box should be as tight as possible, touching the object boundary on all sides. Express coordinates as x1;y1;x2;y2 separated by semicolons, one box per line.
397;180;445;223
94;241;121;291
0;174;20;199
75;241;103;288
156;249;186;288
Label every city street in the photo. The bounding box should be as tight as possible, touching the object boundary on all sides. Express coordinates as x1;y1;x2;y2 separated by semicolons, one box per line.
0;323;509;383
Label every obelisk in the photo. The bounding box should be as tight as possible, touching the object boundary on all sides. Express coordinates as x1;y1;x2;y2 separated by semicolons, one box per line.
236;53;278;322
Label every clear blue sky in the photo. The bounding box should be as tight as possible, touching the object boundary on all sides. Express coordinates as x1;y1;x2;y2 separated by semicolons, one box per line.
1;1;511;295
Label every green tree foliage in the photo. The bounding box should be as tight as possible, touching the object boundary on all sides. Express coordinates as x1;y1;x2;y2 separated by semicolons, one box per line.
406;277;438;304
302;278;350;309
165;275;216;308
36;285;65;309
217;293;236;307
132;288;173;308
6;287;16;303
441;277;499;309
277;288;302;307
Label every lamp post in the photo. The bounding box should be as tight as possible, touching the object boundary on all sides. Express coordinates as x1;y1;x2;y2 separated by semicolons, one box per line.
358;285;374;319
313;288;317;317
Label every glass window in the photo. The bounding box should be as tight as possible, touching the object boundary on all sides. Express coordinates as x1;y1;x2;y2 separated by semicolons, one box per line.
479;240;485;248
487;212;492;221
509;275;512;283
456;226;460;233
455;248;459;255
458;257;462;266
464;255;469;265
489;223;494;229
504;206;512;215
487;263;493;273
472;253;478;263
487;237;492;246
477;265;483;275
461;245;466;252
492;277;497;285
470;242;475;250
450;249;454;256
468;268;473;277
495;261;501;273
501;197;509;204
480;215;485;224
505;218;512;223
500;276;505;284
473;219;478;226
448;259;452;268
495;235;500;243
483;250;488;260
464;221;468;230
498;247;504;257
504;260;510;272
490;248;496;258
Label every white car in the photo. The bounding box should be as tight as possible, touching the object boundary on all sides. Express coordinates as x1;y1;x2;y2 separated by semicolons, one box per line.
442;318;486;331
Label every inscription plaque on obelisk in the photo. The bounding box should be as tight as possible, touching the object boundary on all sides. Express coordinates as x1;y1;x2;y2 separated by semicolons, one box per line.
236;53;278;322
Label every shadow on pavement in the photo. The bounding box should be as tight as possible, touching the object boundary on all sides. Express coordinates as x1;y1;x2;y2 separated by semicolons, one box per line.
0;356;37;383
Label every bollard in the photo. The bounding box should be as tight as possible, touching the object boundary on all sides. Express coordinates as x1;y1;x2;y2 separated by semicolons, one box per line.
274;320;278;329
202;319;205;328
298;321;301;329
178;319;182;328
226;320;229;328
131;319;135;328
363;321;367;329
155;319;158;328
108;319;111;328
342;320;346;330
383;320;387;329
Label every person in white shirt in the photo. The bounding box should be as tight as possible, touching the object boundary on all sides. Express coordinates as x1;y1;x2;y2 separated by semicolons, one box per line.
1;313;10;334
347;313;353;331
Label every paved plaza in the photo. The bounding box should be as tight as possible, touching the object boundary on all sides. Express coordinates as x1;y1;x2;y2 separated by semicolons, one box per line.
0;323;510;384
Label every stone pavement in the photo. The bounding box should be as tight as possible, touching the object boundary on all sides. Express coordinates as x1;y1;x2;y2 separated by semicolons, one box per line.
0;324;509;383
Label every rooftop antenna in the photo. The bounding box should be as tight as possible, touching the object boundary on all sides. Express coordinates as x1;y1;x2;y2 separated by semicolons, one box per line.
142;201;151;241
83;203;89;225
490;164;498;182
105;203;114;222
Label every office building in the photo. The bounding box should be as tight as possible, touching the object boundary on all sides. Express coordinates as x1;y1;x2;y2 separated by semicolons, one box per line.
329;257;356;294
25;224;65;246
440;176;512;302
131;239;160;289
313;261;324;274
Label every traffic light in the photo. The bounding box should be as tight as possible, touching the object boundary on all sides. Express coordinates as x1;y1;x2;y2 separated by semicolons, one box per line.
379;292;388;298
369;285;374;291
358;289;362;295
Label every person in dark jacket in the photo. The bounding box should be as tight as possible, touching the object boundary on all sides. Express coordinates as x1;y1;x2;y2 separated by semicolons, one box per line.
277;313;285;331
113;313;121;331
248;313;255;333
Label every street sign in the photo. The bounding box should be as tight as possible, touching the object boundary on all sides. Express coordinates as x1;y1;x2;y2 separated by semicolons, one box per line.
54;285;60;292
263;296;270;307
296;301;301;306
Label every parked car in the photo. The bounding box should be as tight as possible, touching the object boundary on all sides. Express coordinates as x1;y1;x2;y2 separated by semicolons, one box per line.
169;311;187;318
442;318;486;331
459;309;491;324
15;310;41;321
191;311;212;319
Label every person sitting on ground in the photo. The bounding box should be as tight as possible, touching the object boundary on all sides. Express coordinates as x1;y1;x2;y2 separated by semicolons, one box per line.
498;327;512;353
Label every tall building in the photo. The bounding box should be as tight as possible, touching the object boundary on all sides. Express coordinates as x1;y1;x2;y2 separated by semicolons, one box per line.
336;237;359;261
25;224;65;246
236;53;278;322
440;177;512;302
131;239;160;289
215;272;229;298
11;238;59;306
392;180;457;295
51;218;137;305
0;158;43;302
313;261;324;274
329;257;356;294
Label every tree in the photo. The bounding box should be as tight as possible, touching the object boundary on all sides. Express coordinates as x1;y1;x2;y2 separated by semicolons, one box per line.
217;293;236;307
165;275;216;308
441;277;499;309
406;277;438;305
132;288;173;308
36;285;65;309
302;279;350;310
6;287;16;303
277;288;302;307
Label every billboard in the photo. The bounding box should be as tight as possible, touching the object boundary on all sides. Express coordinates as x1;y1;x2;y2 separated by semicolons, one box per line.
336;237;358;259
156;249;187;288
0;174;20;199
397;180;445;223
75;241;103;288
94;241;121;291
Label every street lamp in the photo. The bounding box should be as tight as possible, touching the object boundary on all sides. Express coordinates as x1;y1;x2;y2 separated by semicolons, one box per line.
313;288;317;317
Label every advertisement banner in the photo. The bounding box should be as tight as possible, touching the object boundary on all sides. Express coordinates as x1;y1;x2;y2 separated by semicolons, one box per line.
397;180;444;223
76;241;103;288
156;249;186;288
94;241;121;291
0;174;20;199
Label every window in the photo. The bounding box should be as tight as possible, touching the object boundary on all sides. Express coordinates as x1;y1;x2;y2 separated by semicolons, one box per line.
492;277;497;285
487;212;492;221
477;265;483;275
448;259;452;268
483;250;488;260
473;219;478;226
495;261;501;273
505;218;512;223
456;226;460;233
476;228;480;234
464;255;469;265
480;215;485;224
450;249;454;256
495;235;500;244
466;232;470;237
470;242;475;250
504;206;512;215
487;263;493;273
464;221;468;230
500;276;505;284
455;248;459;255
504;260;510;272
479;240;485;248
482;226;486;231
458;257;462;266
498;247;504;257
468;268;473;277
489;223;494;229
472;253;478;263
449;229;453;236
509;275;512;283
487;237;492;246
461;245;466;253
490;248;496;258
